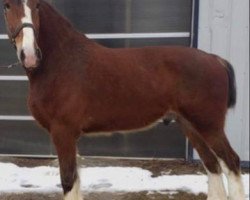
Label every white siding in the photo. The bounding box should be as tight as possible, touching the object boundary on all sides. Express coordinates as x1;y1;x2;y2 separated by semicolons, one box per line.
196;0;249;161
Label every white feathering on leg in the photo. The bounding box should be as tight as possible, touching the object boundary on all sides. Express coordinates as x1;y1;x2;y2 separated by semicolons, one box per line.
64;176;83;200
206;169;227;200
219;159;245;200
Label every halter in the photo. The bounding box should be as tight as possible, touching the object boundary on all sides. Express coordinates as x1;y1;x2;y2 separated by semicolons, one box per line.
10;23;36;46
9;22;42;62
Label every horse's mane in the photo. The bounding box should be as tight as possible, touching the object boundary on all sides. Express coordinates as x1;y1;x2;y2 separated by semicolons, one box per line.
39;0;74;30
37;0;90;55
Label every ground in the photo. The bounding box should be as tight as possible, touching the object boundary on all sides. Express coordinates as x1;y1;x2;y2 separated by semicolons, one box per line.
0;157;249;200
0;191;207;200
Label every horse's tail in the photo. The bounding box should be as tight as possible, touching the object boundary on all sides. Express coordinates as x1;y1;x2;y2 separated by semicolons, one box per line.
225;61;237;108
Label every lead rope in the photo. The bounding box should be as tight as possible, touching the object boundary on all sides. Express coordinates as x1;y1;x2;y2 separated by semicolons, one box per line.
7;61;21;68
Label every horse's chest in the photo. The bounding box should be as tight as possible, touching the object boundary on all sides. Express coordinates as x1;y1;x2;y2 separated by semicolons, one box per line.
28;94;54;130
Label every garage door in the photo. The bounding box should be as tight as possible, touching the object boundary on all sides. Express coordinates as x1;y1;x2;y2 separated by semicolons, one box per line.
0;0;195;158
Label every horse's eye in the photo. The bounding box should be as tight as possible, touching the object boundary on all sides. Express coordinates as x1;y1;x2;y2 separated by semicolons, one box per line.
36;3;40;9
4;3;10;11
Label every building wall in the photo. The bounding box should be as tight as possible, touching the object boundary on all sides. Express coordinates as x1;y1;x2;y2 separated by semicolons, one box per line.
0;0;192;157
196;0;249;161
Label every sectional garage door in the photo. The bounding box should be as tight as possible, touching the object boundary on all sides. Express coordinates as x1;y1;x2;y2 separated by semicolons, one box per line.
0;0;195;157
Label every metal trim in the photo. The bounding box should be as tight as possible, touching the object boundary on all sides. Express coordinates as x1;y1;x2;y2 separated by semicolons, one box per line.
0;35;8;39
87;32;190;39
191;159;250;169
0;32;190;40
0;115;166;123
0;76;28;81
0;115;34;121
0;154;56;158
240;161;250;168
187;0;200;162
190;0;200;48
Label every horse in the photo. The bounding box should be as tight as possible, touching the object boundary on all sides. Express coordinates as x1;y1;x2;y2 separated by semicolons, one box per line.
2;0;245;200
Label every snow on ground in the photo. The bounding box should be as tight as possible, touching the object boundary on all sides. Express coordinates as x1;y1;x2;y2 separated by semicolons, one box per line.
0;162;249;199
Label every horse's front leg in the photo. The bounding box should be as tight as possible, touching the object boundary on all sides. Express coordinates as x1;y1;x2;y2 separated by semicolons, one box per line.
51;125;82;200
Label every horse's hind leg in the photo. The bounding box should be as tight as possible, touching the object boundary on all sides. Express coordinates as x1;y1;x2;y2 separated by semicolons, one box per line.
51;126;82;200
188;134;227;200
203;130;245;200
178;117;227;200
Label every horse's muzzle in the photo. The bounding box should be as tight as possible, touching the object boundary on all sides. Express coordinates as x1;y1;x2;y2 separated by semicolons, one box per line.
20;48;42;69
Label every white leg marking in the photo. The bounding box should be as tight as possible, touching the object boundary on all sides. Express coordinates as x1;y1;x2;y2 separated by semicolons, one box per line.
206;169;227;200
219;160;245;200
64;176;83;200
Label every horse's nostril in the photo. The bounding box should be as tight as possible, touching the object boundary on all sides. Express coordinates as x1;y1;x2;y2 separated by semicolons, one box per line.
36;48;42;60
20;49;25;62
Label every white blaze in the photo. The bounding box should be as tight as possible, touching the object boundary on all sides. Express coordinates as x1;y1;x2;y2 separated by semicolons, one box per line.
21;0;36;67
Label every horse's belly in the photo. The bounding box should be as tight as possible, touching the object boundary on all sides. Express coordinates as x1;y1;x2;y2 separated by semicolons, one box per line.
82;101;169;134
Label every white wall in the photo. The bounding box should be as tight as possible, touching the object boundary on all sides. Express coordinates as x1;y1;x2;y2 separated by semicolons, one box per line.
196;0;249;161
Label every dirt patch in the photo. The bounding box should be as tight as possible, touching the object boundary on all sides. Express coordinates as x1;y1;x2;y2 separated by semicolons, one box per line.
0;157;53;168
0;191;207;200
0;156;207;176
0;156;248;176
86;191;207;200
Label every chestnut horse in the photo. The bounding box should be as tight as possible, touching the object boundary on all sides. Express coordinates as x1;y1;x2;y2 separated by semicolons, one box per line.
3;0;245;200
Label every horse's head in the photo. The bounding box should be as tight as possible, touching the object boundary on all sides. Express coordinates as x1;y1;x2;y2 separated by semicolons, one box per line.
3;0;42;69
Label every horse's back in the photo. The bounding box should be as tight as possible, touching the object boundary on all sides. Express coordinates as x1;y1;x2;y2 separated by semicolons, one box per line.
80;45;229;133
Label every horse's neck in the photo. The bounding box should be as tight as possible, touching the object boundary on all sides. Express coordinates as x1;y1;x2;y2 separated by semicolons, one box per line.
27;1;91;80
39;1;87;53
